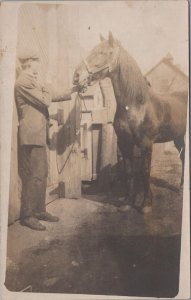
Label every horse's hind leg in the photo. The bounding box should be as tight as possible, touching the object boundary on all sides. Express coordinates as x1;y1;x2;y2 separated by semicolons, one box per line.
174;136;185;187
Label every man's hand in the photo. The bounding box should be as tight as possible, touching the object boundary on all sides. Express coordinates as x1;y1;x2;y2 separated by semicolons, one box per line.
71;84;87;94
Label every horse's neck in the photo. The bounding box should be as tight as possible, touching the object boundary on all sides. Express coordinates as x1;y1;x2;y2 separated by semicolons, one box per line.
110;47;148;107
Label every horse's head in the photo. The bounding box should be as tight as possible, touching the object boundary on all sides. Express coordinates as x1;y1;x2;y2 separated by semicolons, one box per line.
73;32;120;88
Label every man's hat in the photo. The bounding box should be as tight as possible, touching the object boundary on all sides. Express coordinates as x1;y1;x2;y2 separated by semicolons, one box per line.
18;47;39;62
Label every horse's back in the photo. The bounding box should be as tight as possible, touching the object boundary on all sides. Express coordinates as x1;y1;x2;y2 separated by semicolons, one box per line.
150;89;188;110
149;89;188;142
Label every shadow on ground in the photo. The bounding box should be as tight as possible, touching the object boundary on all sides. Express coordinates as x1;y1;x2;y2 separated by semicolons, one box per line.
150;177;179;192
5;143;183;297
5;229;181;298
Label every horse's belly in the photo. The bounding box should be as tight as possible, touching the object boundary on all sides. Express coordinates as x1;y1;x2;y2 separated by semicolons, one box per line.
155;135;174;143
152;104;186;143
154;122;186;143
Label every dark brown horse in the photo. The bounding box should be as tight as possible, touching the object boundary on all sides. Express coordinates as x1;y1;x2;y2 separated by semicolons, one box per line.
73;32;188;213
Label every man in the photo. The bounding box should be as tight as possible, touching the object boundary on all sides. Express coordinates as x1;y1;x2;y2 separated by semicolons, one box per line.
15;48;81;231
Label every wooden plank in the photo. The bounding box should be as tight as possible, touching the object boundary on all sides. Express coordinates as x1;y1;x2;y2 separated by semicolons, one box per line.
99;78;116;123
98;123;118;192
56;6;81;198
46;6;59;192
80;112;92;181
92;124;102;180
92;108;108;124
8;101;21;225
56;96;81;198
46;184;59;205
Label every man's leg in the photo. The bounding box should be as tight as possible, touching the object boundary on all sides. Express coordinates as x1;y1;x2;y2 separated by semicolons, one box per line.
32;146;59;222
19;145;46;230
29;146;47;214
19;145;33;219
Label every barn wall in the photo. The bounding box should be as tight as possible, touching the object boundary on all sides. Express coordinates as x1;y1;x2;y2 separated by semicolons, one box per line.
56;5;81;198
9;4;50;224
146;62;188;93
97;78;118;190
45;6;59;192
8;3;83;224
170;75;188;92
8;101;21;224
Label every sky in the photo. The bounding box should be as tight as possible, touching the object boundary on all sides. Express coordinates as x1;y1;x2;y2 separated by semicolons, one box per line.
76;0;188;74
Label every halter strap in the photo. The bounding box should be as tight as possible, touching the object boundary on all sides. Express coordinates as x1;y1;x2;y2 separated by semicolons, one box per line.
81;47;120;76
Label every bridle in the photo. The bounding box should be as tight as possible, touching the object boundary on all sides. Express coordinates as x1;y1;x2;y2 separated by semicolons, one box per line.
81;46;120;78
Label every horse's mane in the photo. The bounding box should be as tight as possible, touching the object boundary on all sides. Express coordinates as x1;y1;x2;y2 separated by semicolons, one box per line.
117;46;149;104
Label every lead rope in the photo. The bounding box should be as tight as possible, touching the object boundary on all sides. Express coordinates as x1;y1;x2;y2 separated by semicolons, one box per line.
56;92;83;175
55;48;120;175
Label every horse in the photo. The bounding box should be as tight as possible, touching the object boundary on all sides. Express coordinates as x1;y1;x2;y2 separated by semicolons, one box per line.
73;32;188;214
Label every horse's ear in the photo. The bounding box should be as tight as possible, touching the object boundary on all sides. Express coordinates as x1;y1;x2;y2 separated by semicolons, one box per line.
100;33;106;42
108;31;115;47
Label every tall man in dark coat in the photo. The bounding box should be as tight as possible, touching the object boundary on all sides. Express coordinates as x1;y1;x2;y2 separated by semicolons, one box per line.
15;48;80;231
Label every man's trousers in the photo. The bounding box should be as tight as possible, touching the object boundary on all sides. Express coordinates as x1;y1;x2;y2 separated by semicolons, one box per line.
19;145;48;219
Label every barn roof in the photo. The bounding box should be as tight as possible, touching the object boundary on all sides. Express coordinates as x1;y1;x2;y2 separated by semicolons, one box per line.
145;53;188;80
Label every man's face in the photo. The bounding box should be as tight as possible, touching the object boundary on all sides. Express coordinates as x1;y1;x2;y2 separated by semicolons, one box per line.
29;59;41;77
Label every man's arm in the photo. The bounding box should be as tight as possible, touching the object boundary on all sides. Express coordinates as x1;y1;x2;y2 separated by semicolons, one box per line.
51;86;80;102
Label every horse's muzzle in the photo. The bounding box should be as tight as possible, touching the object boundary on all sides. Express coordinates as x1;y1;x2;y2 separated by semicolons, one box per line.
73;70;93;90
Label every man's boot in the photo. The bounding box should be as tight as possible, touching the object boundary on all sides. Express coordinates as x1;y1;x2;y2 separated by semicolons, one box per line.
21;216;46;231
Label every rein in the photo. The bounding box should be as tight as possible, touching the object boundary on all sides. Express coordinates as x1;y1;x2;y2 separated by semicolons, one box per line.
56;92;82;174
81;46;120;76
57;45;120;173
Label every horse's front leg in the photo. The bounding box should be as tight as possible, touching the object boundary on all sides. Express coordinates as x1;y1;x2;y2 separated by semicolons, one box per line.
140;146;153;214
124;155;135;208
118;145;138;212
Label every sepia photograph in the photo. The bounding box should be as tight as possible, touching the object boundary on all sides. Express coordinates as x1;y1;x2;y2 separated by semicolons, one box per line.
0;1;190;299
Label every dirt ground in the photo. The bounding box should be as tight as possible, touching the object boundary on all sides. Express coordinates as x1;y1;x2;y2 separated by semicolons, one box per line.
5;142;183;297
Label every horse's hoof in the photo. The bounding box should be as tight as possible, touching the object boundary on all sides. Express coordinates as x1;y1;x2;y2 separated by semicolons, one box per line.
118;205;132;212
142;206;152;214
